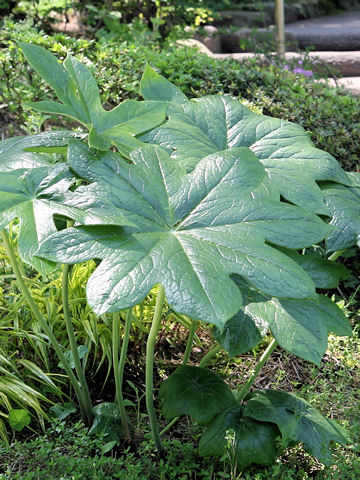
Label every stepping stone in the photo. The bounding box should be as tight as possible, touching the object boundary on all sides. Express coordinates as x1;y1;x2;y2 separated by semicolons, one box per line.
285;11;360;51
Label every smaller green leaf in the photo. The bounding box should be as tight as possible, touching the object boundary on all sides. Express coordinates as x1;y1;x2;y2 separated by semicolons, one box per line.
101;440;118;454
8;409;31;432
322;182;360;252
199;406;242;456
213;311;267;357
233;418;281;470
50;402;77;420
159;366;237;424
278;249;349;289
89;402;125;441
244;390;349;466
316;295;352;336
140;65;188;105
58;345;88;370
26;101;80;120
0;131;81;171
18;42;75;106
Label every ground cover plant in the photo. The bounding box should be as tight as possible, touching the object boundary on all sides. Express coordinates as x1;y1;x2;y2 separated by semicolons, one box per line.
0;41;359;477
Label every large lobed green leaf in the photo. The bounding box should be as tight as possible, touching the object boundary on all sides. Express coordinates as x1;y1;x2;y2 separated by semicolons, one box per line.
37;140;333;327
159;366;237;424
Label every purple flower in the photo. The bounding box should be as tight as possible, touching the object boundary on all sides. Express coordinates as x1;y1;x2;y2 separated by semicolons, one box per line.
292;67;313;77
283;64;290;70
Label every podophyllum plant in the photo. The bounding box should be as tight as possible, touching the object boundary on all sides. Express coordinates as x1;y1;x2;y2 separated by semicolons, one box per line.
0;41;359;468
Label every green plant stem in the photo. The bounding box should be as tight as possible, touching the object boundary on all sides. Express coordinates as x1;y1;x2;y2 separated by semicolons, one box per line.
0;229;87;422
182;319;198;365
113;309;132;442
145;284;166;455
236;338;278;402
62;263;93;425
328;250;345;261
199;344;222;368
160;319;198;436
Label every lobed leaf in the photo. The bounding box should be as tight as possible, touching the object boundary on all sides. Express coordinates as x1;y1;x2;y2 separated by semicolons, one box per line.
277;249;349;289
0;131;82;172
36;141;332;327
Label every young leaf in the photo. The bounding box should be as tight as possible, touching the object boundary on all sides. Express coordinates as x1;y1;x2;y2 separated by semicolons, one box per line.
244;390;349;466
141;94;351;214
233;418;282;470
89;402;125;441
50;402;77;420
159;366;237;424
36;142;328;327
8;408;31;432
321;181;360;251
19;43;166;154
58;345;88;370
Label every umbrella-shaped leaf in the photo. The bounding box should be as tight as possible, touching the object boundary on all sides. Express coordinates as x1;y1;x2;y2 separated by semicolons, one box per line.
322;180;360;251
244;390;349;466
36;142;331;327
141;89;350;214
0;164;116;275
159;366;237;424
19;43;166;155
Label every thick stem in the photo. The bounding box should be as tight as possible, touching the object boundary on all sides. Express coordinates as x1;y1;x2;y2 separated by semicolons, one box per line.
146;284;166;455
62;263;93;424
1;230;88;422
199;344;222;368
113;309;132;442
236;338;278;402
182;319;198;366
